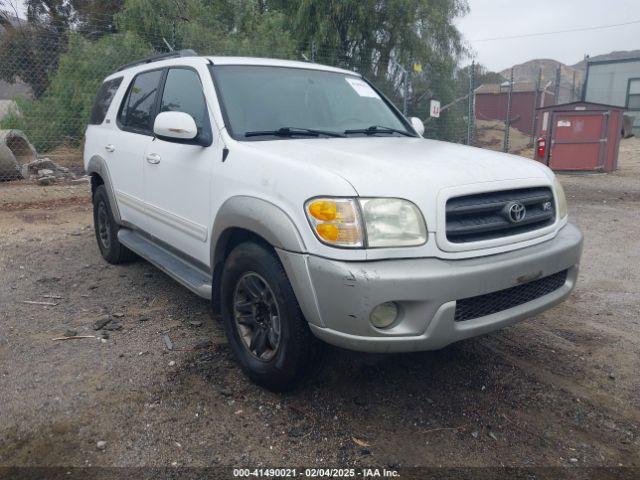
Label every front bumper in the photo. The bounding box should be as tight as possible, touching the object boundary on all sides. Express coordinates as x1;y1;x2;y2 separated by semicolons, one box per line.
277;223;583;353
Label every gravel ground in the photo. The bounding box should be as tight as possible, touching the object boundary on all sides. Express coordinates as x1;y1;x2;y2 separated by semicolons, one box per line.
1;139;639;470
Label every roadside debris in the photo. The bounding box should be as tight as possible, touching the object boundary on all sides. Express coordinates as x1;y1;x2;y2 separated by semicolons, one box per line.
23;300;58;306
96;440;107;451
52;335;96;341
352;437;371;448
162;334;174;350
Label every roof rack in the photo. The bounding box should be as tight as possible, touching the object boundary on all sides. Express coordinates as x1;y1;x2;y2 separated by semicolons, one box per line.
116;49;199;72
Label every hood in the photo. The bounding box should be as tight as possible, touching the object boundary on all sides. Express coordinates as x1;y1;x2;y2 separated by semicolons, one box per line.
244;137;550;197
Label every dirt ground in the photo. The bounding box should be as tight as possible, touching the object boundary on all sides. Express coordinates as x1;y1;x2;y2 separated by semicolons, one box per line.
1;139;639;472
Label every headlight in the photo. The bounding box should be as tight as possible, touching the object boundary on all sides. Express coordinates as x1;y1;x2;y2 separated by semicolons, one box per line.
305;197;427;248
553;177;568;219
360;198;427;247
305;198;364;247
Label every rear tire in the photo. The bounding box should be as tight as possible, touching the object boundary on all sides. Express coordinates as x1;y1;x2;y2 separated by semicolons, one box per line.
92;185;136;264
221;241;321;391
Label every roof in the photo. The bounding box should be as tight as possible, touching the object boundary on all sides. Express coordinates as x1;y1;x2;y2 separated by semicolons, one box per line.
207;56;359;76
476;82;543;94
111;52;360;78
536;100;626;111
587;56;640;66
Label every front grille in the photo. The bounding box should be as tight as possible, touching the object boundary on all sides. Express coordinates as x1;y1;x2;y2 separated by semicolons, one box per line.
446;187;555;243
454;269;568;322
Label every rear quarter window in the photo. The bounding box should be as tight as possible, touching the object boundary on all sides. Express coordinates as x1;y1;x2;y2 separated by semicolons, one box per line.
89;77;123;125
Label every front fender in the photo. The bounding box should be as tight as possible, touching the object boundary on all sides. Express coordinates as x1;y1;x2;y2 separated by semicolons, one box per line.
210;196;306;267
209;196;326;326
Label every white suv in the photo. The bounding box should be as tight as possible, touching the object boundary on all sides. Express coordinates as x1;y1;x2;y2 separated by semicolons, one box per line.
84;51;583;390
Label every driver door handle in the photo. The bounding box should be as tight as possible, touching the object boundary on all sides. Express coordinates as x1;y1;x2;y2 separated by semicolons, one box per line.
146;153;161;165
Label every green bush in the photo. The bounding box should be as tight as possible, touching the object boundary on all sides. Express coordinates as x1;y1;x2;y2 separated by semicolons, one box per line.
1;33;152;153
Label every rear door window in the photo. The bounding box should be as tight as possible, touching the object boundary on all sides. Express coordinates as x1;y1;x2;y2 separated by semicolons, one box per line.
118;70;163;133
89;77;123;125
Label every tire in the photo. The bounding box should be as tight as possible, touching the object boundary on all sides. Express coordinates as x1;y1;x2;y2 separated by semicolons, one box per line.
221;241;321;391
92;184;136;264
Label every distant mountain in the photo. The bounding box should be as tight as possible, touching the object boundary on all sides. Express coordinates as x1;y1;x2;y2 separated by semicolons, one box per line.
499;59;582;103
500;59;581;90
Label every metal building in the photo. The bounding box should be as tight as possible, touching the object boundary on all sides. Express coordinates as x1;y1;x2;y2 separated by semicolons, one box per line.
583;56;640;136
475;82;555;135
534;101;624;172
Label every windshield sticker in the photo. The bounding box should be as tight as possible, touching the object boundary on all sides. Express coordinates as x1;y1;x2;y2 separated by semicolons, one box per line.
345;77;379;98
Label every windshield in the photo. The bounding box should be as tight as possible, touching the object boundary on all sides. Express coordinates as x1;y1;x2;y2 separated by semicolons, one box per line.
210;65;413;140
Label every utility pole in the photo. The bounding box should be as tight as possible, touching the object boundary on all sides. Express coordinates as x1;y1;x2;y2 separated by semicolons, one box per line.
503;68;514;153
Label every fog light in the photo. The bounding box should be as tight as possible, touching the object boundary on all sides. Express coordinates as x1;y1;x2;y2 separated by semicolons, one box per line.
370;302;399;329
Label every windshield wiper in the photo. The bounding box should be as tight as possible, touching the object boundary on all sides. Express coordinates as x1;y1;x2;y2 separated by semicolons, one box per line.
344;125;414;137
245;127;345;138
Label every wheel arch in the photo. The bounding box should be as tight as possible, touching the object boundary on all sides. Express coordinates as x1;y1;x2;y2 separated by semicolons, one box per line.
86;155;122;224
209;196;307;312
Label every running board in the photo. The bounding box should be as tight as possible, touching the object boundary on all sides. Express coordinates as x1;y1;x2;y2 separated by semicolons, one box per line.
118;229;212;299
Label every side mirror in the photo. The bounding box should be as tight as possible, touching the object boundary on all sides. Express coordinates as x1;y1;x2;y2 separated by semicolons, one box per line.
153;111;198;141
410;117;425;137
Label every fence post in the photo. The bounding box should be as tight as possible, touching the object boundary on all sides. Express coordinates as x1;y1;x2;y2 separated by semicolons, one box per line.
530;67;542;146
554;64;561;104
403;68;410;116
503;68;513;153
466;61;475;146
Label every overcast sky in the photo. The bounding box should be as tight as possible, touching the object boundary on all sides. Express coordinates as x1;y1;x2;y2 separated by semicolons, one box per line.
457;0;640;71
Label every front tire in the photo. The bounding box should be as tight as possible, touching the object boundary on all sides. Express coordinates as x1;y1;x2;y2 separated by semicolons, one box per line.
221;242;320;391
92;185;136;264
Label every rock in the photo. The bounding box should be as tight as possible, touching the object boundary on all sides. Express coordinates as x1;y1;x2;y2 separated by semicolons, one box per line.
101;331;110;339
0;130;37;180
608;372;616;380
103;322;122;331
138;316;150;322
188;320;203;327
37;168;55;177
169;360;176;367
219;387;233;397
64;329;78;337
112;312;125;318
195;340;213;349
93;315;112;330
488;431;498;441
96;440;107;451
37;176;56;186
471;431;479;438
288;426;304;438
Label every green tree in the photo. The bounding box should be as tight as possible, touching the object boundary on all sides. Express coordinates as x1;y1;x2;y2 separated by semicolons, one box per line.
115;0;295;57
1;33;151;151
286;0;468;140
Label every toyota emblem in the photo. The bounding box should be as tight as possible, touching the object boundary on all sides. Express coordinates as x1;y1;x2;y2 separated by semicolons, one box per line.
506;202;526;223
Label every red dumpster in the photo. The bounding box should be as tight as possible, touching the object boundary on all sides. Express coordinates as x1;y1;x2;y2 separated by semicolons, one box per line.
534;101;624;172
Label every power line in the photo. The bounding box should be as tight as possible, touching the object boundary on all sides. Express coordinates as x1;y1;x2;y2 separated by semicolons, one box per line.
472;19;640;42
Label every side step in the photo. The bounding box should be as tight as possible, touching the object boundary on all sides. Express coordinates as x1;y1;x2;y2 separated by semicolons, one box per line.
118;229;212;299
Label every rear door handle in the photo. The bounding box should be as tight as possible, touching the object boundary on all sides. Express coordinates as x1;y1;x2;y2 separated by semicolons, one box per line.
105;144;115;153
146;153;161;165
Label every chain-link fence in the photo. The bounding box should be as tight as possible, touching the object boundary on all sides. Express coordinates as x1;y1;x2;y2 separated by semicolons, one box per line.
0;12;581;185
